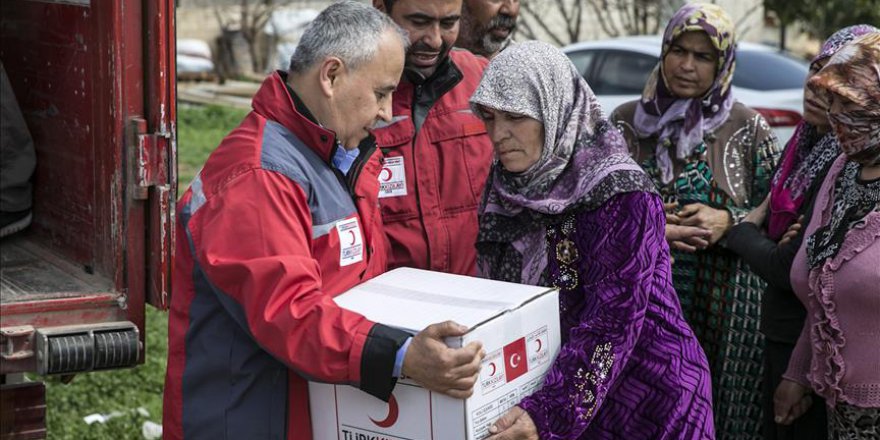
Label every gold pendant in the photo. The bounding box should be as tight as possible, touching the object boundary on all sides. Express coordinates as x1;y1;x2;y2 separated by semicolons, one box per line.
554;265;579;291
556;239;579;266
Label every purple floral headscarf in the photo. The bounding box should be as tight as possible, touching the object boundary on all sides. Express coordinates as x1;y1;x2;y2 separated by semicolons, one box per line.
471;41;655;285
814;24;880;63
767;24;879;240
634;3;737;184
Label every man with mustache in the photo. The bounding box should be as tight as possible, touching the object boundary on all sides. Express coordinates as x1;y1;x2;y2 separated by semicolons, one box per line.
373;0;493;277
163;3;484;439
458;0;519;59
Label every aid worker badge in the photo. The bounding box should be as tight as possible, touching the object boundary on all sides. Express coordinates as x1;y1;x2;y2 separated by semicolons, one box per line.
378;156;407;198
336;217;363;266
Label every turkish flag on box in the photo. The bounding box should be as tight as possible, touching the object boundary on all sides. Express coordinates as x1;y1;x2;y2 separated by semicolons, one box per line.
503;337;528;382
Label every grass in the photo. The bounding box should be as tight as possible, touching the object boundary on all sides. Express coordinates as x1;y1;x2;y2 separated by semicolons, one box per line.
177;103;250;190
39;104;248;439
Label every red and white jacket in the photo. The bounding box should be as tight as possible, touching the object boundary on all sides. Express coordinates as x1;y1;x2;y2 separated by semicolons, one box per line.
163;71;409;440
373;49;493;276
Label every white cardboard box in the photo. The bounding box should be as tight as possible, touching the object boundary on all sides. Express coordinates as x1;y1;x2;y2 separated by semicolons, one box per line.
309;268;560;440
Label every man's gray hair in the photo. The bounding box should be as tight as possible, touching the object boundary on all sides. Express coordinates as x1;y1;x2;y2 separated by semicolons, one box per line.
289;1;408;74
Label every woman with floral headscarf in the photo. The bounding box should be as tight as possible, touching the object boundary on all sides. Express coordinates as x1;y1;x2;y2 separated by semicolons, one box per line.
772;32;880;440
473;41;714;440
609;3;780;438
726;24;879;440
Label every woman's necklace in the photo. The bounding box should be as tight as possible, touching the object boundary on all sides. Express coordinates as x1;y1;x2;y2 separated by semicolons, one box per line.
547;215;579;290
807;161;880;267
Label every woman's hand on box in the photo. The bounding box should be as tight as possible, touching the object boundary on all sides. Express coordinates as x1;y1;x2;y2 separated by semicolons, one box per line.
487;405;538;440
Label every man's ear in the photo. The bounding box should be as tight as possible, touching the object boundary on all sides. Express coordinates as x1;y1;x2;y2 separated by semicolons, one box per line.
372;0;386;13
318;57;344;98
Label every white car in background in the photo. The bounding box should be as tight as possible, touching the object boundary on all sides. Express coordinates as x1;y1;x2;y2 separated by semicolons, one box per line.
562;36;809;145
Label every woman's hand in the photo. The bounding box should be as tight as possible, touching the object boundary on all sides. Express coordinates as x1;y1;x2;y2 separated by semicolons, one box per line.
678;203;733;245
665;202;682;225
773;379;813;425
779;216;804;246
486;406;538;440
666;224;712;253
743;195;770;226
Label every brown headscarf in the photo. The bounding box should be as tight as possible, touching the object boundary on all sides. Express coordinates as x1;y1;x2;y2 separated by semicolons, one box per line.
810;32;880;164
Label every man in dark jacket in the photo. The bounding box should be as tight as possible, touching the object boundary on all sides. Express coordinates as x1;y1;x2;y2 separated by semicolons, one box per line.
373;0;494;276
164;3;484;439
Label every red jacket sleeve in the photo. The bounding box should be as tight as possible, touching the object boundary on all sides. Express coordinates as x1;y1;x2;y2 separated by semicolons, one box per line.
187;168;404;395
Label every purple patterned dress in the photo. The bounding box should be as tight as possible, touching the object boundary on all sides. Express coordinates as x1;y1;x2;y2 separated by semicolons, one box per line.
469;41;715;439
517;192;714;439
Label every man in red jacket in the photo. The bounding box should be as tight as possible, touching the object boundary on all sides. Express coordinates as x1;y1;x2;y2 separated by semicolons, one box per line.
373;0;494;276
163;3;484;439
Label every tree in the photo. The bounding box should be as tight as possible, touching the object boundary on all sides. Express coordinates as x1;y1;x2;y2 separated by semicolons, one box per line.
765;0;880;44
214;0;291;75
237;0;285;74
763;0;799;50
188;0;298;79
517;0;684;46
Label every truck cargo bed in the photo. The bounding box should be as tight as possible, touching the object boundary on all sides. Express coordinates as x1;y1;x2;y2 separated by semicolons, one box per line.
1;236;113;305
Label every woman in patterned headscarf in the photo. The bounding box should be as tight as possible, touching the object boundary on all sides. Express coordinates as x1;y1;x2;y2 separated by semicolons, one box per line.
609;3;780;438
726;24;879;440
473;41;714;440
774;32;880;440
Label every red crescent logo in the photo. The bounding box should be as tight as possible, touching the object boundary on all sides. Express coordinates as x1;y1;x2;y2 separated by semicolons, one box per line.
347;230;357;245
535;338;542;352
370;393;399;428
380;167;393;182
489;362;497;376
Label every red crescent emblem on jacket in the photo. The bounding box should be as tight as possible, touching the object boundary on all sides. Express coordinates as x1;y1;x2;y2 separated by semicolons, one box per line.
380;167;392;182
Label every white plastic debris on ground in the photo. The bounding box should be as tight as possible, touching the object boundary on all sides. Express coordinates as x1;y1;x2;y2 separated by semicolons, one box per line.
82;406;162;439
83;411;124;425
142;421;163;440
82;406;150;425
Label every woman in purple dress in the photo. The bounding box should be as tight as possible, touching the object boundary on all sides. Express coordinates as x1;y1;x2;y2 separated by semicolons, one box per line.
472;41;714;440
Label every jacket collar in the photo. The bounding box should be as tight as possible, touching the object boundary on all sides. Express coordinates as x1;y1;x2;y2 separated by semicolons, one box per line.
401;54;463;134
251;70;337;163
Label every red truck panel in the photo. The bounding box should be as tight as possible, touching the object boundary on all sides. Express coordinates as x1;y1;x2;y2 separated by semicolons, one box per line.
0;0;176;372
